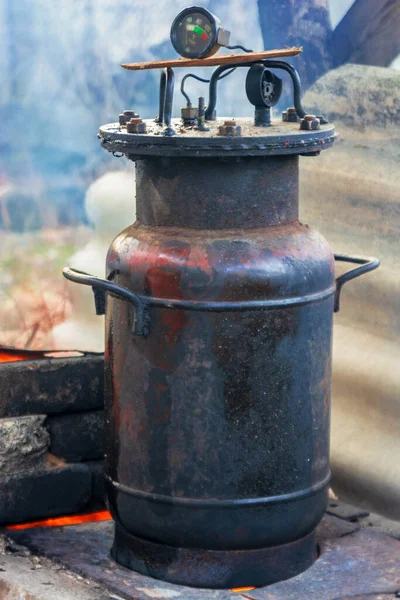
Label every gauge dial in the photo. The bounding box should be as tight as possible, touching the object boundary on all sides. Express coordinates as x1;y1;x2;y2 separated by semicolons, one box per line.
171;7;221;59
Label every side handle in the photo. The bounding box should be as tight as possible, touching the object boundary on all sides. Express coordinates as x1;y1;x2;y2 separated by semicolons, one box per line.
334;254;380;313
62;268;150;336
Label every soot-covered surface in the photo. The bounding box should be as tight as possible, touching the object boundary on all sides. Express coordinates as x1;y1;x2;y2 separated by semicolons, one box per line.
5;512;400;600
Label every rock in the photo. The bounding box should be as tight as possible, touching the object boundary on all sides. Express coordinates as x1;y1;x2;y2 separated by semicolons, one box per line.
47;410;104;462
303;63;400;130
0;416;49;475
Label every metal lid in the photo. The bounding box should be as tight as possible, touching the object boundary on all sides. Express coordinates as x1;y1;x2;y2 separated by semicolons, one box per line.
99;118;336;159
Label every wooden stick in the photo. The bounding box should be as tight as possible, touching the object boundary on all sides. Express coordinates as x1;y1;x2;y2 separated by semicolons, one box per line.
121;48;302;71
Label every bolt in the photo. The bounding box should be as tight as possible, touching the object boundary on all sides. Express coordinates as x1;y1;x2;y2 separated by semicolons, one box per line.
218;120;242;137
196;97;209;131
126;118;146;134
300;115;320;131
282;108;298;123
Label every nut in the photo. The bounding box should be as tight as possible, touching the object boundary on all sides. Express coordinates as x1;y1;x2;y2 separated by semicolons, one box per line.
282;108;298;123
300;115;320;131
126;118;147;134
218;120;242;137
119;110;139;126
181;106;198;122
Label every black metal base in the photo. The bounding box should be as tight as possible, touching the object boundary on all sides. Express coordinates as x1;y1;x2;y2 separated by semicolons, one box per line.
111;524;317;589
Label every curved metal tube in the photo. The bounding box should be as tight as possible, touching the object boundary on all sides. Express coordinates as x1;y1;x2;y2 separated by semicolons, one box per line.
180;73;210;107
205;64;239;120
205;59;327;123
333;255;380;312
261;60;306;119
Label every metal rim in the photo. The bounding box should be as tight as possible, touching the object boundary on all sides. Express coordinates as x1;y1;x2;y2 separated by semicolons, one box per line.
99;122;337;158
112;525;317;588
105;472;331;508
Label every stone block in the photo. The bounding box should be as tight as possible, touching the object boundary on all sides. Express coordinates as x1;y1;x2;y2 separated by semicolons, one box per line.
47;410;104;462
0;459;91;524
0;354;104;418
0;415;49;475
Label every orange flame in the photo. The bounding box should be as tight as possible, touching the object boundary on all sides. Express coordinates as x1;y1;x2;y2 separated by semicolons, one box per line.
0;348;83;363
6;510;112;531
0;350;44;363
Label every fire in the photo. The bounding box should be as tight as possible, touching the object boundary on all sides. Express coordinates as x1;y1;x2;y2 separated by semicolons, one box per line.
0;348;83;363
6;510;112;531
0;349;44;363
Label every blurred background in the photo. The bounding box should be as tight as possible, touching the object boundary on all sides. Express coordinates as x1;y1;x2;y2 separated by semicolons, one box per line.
0;0;398;349
0;0;399;518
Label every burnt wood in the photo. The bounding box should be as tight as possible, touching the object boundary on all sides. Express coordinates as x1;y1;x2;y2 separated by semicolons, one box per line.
257;0;332;92
332;0;400;67
47;410;104;462
0;354;104;417
0;461;91;524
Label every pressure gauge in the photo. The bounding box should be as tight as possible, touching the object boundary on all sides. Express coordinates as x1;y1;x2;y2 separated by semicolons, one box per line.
170;6;230;59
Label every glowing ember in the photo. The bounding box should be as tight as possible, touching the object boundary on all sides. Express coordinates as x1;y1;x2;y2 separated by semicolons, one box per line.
7;510;111;530
0;349;44;363
0;348;84;363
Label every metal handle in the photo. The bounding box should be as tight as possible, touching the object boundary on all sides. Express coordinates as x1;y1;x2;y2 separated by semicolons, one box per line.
64;255;380;336
334;254;380;313
63;268;151;336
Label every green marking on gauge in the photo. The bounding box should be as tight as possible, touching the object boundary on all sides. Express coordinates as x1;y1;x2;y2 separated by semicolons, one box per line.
187;23;209;40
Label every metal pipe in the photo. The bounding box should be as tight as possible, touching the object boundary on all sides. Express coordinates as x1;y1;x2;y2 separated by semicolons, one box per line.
205;60;326;123
155;70;166;124
163;67;175;136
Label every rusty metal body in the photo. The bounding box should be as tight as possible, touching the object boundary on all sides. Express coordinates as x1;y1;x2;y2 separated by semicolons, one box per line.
104;153;333;586
63;112;379;587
